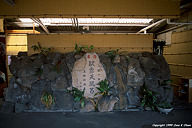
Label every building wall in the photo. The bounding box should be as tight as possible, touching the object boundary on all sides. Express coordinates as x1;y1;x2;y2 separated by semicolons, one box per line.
0;0;179;18
6;34;27;83
27;33;153;55
163;29;192;95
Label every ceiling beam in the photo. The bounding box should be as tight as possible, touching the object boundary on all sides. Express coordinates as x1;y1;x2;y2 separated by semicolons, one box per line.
6;30;40;34
3;0;15;6
31;18;49;34
137;19;166;34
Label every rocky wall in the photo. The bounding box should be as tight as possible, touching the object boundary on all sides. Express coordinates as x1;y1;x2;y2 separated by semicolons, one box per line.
1;51;173;113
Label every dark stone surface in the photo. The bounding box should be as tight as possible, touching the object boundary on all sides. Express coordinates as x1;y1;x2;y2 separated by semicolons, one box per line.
126;87;141;107
74;98;95;112
15;103;28;113
139;57;160;78
155;86;173;103
65;52;76;72
142;52;153;58
126;59;145;87
46;71;59;81
51;77;69;91
153;55;171;81
5;77;30;104
20;56;33;66
145;77;159;90
33;53;46;68
41;64;58;80
114;66;128;110
16;76;39;88
129;53;142;60
46;52;62;65
99;54;112;75
9;56;22;76
16;66;37;78
17;52;28;57
29;80;48;110
98;95;118;112
0;101;14;113
80;98;95;112
60;59;72;86
53;91;73;111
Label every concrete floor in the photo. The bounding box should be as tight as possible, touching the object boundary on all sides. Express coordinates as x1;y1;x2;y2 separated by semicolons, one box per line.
0;98;192;128
0;109;192;128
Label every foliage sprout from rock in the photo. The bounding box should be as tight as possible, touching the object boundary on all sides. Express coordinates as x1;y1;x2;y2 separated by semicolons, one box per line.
95;79;111;97
31;42;54;55
41;92;55;110
140;85;158;111
74;44;94;55
157;102;172;109
67;87;85;108
105;49;127;63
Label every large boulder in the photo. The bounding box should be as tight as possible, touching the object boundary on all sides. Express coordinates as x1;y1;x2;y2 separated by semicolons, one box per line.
9;56;22;76
126;86;141;107
53;91;73;111
139;57;160;78
1;101;14;113
98;95;118;112
29;80;48;110
15;103;28;113
126;59;145;87
66;52;76;72
16;66;37;78
33;53;46;68
51;77;69;91
17;52;28;57
46;52;62;65
16;76;39;88
153;55;171;81
5;77;30;104
129;53;142;60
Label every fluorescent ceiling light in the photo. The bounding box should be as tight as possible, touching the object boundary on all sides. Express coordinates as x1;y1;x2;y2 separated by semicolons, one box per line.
18;18;153;27
78;18;152;24
19;18;34;23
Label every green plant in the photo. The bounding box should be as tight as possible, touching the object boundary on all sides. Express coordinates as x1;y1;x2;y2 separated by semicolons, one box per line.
157;102;172;109
160;80;172;87
31;42;54;55
67;87;85;108
125;55;131;61
95;79;111;97
140;85;158;111
41;92;55;110
74;44;93;55
105;49;127;62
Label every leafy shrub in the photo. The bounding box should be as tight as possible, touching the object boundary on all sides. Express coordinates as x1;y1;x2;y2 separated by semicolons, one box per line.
95;79;111;97
67;87;85;108
157;102;172;109
74;44;93;54
41;92;55;110
31;42;54;55
140;85;158;111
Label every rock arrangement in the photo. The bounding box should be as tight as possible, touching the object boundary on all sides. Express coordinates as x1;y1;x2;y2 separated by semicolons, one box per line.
1;51;173;113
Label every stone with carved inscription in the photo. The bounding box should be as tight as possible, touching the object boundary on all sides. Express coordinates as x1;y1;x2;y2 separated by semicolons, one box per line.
72;53;106;98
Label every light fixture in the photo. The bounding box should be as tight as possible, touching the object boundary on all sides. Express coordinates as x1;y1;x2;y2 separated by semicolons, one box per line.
18;18;153;27
3;0;15;6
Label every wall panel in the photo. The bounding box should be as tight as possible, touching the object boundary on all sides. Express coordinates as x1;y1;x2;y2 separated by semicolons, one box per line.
163;30;192;88
0;0;180;18
27;34;153;55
